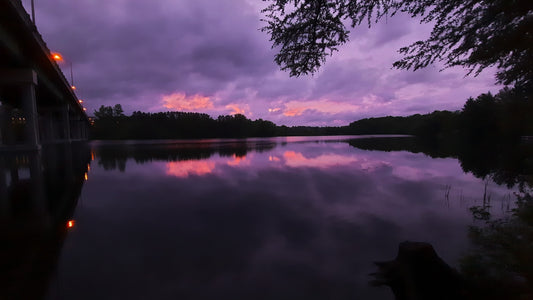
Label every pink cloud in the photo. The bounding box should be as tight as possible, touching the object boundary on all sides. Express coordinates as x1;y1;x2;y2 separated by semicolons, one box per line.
225;103;250;115
283;108;305;117
162;93;214;111
36;0;500;126
282;100;361;117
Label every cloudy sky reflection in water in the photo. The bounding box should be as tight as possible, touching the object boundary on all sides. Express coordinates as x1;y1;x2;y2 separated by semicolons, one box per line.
49;138;514;299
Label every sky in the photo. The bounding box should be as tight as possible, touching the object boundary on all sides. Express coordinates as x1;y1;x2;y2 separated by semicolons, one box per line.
24;0;500;126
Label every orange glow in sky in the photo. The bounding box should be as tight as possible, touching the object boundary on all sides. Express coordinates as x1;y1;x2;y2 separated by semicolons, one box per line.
225;104;247;115
282;100;361;117
162;93;213;111
283;108;305;117
166;160;215;178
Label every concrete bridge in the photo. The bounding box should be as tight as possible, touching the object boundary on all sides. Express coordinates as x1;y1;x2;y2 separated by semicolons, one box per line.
0;0;89;151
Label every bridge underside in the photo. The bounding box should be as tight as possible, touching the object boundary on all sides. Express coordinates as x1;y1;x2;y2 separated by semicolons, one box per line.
0;70;89;150
0;0;89;151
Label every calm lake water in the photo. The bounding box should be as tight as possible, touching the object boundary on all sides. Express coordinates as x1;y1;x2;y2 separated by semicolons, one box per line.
0;136;525;299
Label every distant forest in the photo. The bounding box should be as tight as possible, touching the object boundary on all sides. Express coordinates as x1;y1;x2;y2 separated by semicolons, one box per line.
90;87;533;141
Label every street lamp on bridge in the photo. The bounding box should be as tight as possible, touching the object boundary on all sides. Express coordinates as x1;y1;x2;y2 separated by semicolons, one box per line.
51;52;88;114
51;52;76;90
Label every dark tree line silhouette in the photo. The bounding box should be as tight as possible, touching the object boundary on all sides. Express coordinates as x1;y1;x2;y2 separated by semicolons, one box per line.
349;87;533;142
347;90;533;190
90;87;533;141
90;109;278;139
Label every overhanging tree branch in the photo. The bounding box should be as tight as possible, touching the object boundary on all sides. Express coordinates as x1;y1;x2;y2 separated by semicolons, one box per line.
261;0;533;88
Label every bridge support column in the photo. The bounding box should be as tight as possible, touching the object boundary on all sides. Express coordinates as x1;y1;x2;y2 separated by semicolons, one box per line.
38;111;53;142
0;70;40;149
22;81;40;148
29;152;46;217
0;157;9;217
0;104;11;146
62;105;71;141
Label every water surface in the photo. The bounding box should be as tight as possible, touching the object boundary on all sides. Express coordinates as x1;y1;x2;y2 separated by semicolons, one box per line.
1;136;520;299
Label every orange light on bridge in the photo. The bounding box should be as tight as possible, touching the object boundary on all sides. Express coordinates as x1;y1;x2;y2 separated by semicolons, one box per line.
67;220;75;228
78;99;83;103
71;85;76;90
83;107;87;111
84;172;88;180
52;52;63;61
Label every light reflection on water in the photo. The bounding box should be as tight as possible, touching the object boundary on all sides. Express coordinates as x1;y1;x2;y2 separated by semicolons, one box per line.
0;136;521;299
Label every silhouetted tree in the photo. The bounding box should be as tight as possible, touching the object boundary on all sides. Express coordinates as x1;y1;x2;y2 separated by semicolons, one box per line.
261;0;533;87
91;108;289;140
113;104;125;118
461;87;533;141
93;105;114;120
92;105;124;139
90;86;533;141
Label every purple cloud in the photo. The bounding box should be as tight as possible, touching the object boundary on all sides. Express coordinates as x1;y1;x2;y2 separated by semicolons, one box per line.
25;0;500;126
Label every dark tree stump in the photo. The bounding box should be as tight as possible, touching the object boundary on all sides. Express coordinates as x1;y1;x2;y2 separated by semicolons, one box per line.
370;241;466;300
